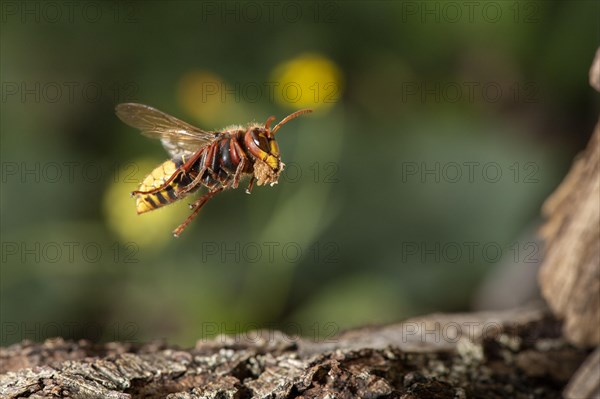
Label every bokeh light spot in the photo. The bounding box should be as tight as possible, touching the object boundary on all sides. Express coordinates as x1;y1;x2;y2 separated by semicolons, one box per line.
270;53;343;111
177;70;230;126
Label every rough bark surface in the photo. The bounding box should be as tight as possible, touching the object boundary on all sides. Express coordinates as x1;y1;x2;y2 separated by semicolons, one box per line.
0;305;590;399
535;47;600;399
538;48;600;348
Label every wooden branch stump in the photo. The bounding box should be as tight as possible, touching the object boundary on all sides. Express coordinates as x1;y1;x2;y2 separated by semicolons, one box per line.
538;120;600;347
537;47;600;399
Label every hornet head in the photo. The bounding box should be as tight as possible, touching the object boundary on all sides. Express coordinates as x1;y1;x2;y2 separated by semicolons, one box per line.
244;109;312;186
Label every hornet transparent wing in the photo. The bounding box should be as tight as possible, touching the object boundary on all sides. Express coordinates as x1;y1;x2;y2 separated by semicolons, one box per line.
116;103;220;158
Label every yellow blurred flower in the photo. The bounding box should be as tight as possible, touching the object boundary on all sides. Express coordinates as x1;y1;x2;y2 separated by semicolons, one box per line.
177;70;243;126
270;53;343;111
103;158;189;249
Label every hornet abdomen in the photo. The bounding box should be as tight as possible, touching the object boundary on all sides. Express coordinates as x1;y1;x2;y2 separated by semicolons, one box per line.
135;158;196;214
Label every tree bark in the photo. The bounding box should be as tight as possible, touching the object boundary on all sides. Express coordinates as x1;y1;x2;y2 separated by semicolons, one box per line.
0;304;590;399
536;47;600;399
538;116;600;347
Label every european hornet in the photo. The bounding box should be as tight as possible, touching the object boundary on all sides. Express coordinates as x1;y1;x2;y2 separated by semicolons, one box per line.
115;103;312;237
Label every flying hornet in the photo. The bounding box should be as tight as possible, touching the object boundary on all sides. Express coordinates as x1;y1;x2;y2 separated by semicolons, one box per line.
115;103;312;237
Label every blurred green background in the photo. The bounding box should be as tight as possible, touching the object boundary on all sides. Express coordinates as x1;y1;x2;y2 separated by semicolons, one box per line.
1;1;598;346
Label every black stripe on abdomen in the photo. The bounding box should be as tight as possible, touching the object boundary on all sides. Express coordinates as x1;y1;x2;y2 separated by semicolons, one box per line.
155;191;169;205
165;186;178;201
145;196;158;208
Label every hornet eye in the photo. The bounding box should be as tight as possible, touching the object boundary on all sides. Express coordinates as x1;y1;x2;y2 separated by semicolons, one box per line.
252;132;270;151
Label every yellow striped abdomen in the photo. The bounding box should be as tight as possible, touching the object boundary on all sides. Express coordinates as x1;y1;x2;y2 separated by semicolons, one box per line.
136;160;186;214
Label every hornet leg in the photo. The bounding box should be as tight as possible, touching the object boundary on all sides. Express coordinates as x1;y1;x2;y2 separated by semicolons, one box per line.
131;169;181;196
132;150;205;197
172;188;224;237
245;177;256;194
176;165;207;197
177;143;218;197
230;139;248;189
